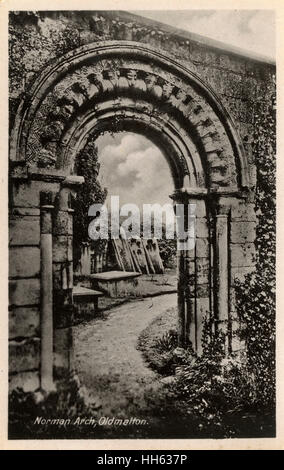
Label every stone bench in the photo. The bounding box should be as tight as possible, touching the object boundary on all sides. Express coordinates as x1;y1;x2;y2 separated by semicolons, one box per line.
89;271;142;298
73;285;104;318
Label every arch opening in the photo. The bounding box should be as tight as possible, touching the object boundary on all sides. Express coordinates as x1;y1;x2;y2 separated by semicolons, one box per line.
8;39;253;397
72;129;178;278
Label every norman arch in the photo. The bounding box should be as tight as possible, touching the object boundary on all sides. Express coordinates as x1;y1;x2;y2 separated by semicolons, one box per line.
11;41;250;190
9;41;255;391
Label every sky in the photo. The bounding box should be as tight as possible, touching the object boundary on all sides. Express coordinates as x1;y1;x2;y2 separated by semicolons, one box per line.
96;132;176;222
132;10;275;60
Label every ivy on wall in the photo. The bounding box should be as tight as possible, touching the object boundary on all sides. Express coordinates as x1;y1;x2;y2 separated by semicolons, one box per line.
236;78;276;406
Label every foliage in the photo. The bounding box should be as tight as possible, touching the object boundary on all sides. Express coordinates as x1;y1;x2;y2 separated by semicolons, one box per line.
158;236;177;269
155;329;178;352
139;295;275;438
235;80;276;407
73;136;107;266
147;325;274;436
9;374;96;439
138;307;186;375
172;350;274;437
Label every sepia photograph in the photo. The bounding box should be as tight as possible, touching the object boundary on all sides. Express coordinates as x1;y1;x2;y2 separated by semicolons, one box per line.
6;4;277;442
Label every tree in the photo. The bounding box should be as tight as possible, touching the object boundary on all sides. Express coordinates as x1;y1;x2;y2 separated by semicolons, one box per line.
73;136;107;267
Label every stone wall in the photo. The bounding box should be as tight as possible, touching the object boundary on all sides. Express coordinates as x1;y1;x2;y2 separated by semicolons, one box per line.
9;172;60;392
9;10;276;392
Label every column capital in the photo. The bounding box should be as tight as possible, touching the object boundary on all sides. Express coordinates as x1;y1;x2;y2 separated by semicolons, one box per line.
169;187;208;203
208;193;237;216
62;175;85;188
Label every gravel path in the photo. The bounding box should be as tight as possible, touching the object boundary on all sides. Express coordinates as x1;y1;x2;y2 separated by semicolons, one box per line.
73;294;176;420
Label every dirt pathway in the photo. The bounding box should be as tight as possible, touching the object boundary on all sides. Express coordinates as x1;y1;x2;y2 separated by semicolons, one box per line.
73;294;176;422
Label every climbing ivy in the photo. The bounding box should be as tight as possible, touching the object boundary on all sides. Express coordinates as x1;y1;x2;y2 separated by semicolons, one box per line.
235;77;276;406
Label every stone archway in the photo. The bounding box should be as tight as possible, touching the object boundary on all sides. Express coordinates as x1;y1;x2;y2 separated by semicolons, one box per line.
11;41;249;186
9;41;254;391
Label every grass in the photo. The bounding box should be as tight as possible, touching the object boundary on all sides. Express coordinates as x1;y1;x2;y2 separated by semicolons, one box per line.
137;307;179;374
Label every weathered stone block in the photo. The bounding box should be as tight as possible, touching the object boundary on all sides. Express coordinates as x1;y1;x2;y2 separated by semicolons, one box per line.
9;278;40;306
231;202;256;221
196;258;210;284
53;211;73;235
9;306;40;339
9;246;40;278
196;238;209;257
196;218;208;238
9;216;40;246
229;287;237;312
195;200;207;218
230;221;256;243
12;180;59;208
196;283;210;298
73;286;103;319
230;243;255;268
9;371;40;392
54;327;73;373
9;338;40;373
231;320;241;334
53;235;73;262
12;207;40;216
231;266;256;285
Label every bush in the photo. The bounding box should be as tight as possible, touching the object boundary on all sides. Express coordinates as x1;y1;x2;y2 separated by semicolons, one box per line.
139;304;275;437
155;329;178;352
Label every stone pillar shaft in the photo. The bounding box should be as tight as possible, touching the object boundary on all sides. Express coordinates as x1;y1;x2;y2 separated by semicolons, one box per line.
214;207;230;354
177;249;186;346
40;194;54;391
170;188;207;350
215;214;229;323
53;176;84;377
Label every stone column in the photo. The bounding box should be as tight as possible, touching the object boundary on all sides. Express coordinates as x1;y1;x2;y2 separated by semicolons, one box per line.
40;191;55;391
170;188;207;350
172;190;190;348
212;197;231;353
215;214;229;334
176;248;186;347
53;176;84;377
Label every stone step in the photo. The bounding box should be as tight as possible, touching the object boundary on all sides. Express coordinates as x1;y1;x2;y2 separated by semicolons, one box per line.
73;285;104;319
73;285;104;300
89;270;142;298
